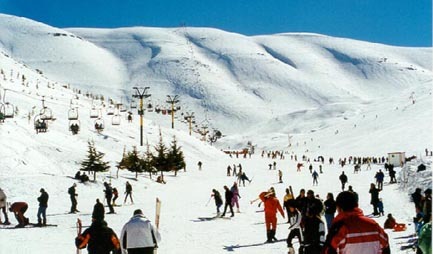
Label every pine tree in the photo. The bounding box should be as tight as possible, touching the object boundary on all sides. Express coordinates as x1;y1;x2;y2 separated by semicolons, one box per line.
152;130;169;176
80;141;110;181
124;146;145;179
167;136;186;176
144;140;156;179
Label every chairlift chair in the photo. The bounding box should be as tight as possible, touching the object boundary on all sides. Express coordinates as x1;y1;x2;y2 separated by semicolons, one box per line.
130;100;137;109
69;120;80;135
106;105;115;115
0;102;14;120
34;115;48;133
68;108;79;120
40;107;53;121
119;104;127;113
112;114;121;126
90;107;99;118
94;118;104;132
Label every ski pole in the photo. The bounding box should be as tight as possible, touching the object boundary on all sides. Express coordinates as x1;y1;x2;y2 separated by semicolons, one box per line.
205;196;212;206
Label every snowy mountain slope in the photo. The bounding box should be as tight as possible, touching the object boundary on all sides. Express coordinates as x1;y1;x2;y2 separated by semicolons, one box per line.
0;13;430;137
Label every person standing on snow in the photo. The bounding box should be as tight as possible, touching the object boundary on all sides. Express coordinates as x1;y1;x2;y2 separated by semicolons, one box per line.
103;182;114;214
324;193;336;231
68;183;79;213
231;182;241;213
124;181;134;204
120;209;161;254
339;171;348;191
286;200;303;254
211;189;223;215
37;188;49;226
259;187;285;243
0;188;10;224
369;183;381;216
375;170;385;190
312;170;319;186
221;186;234;217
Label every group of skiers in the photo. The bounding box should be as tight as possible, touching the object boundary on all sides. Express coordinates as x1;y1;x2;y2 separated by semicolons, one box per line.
0;187;49;227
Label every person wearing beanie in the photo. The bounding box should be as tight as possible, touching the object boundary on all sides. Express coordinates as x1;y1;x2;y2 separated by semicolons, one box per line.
120;209;161;254
322;191;390;254
75;216;120;254
92;199;105;222
259;187;285;243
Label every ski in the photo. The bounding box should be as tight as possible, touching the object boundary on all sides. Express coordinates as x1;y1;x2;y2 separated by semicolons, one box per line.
0;223;58;229
154;198;161;254
77;218;82;254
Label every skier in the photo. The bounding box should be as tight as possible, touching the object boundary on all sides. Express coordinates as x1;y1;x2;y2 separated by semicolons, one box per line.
375;170;385;190
120;209;161;254
286;200;303;254
226;165;231;176
324;193;336;231
240;172;251;186
273;161;277;170
278;170;283;183
112;187;119;206
124;181;134;204
312;170;319;186
0;188;10;224
296;163;303;172
309;164;313;174
103;182;114;214
231;182;241;213
9;202;29;227
37;188;49;226
259;187;285;243
378;198;384;216
319;164;323;174
369;183;381;216
68;183;79;213
322;191;390;254
211;189;223;215
75;215;121;254
197;161;202;170
339;171;348;191
221;185;234;217
296;189;308;216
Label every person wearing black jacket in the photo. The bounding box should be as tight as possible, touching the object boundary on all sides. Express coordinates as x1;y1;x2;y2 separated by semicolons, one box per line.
339;172;348;191
221;185;234;217
411;188;423;211
296;189;308;216
104;182;114;214
76;218;120;254
37;188;49;226
69;183;79;213
92;199;105;222
324;193;336;230
211;189;223;215
369;183;381;215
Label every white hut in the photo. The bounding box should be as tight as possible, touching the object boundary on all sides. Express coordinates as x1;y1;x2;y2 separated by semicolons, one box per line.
388;152;405;167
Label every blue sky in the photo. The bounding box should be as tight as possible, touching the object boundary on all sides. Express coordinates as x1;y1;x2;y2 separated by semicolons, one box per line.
0;0;431;46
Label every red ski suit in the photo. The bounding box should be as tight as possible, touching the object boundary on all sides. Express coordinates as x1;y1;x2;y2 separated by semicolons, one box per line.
259;192;285;230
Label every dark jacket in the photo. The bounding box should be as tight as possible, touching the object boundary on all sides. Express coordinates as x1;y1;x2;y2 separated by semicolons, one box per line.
76;220;120;254
369;188;380;204
324;199;337;215
38;191;49;207
93;201;105;222
213;191;223;206
224;189;233;203
339;174;347;183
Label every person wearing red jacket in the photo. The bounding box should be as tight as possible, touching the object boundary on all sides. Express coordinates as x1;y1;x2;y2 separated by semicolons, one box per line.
9;202;29;227
259;187;285;243
322;191;390;254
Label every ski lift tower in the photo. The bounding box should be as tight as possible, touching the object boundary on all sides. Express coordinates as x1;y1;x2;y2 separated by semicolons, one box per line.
132;86;151;146
166;95;180;129
184;112;195;136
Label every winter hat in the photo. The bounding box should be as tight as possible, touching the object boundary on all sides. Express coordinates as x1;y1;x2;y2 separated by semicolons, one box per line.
425;188;432;195
40;188;45;192
134;209;143;215
336;191;358;211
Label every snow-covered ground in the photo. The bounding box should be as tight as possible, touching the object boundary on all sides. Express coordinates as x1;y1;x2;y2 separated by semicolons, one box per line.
0;13;431;254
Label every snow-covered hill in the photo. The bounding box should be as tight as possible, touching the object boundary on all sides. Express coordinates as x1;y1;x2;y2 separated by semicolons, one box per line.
0;14;431;254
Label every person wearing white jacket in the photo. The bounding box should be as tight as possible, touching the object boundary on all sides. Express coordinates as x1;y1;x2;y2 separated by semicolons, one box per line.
120;209;161;254
0;188;10;224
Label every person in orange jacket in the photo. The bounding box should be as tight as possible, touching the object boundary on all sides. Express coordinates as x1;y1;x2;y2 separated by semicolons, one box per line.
259;187;285;243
